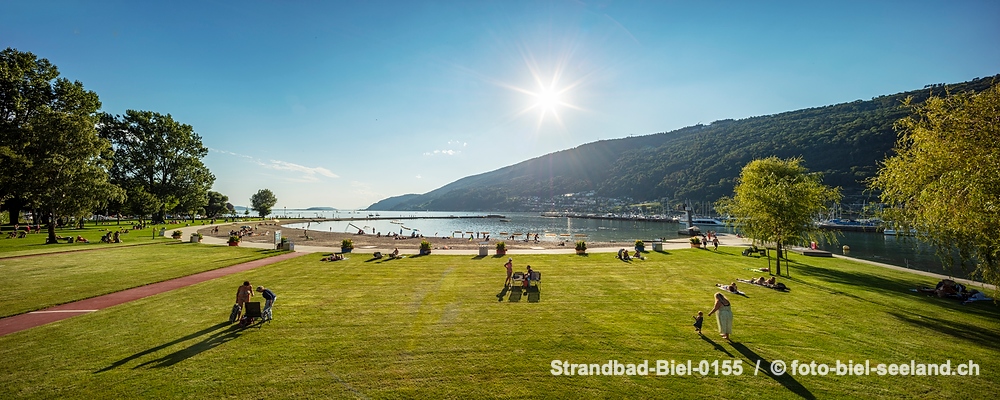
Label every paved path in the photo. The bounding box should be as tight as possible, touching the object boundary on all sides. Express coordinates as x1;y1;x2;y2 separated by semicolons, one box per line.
0;251;304;337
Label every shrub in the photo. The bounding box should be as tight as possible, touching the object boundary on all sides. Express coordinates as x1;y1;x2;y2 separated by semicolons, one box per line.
575;240;587;251
635;240;644;248
341;239;354;249
228;235;240;243
689;236;701;244
496;241;506;251
420;240;432;251
171;230;182;238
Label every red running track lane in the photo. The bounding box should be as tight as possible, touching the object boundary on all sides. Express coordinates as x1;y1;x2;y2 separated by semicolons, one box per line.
0;251;305;337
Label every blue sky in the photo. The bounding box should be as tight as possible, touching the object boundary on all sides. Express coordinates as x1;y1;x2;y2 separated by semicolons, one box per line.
4;1;998;209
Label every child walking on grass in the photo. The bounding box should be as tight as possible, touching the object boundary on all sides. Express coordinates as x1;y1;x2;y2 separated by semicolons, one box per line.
693;311;704;334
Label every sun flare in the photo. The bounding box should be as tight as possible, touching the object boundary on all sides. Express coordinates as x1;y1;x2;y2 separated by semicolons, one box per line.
535;87;562;113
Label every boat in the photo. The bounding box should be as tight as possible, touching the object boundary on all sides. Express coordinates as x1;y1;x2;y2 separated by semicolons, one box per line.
817;219;882;232
690;217;726;226
499;219;511;222
883;228;916;236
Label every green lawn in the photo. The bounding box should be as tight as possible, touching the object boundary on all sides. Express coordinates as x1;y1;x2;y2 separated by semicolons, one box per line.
0;242;278;317
0;247;996;398
0;222;199;258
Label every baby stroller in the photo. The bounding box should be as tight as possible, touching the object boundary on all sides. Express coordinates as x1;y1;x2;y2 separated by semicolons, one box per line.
229;303;242;323
239;302;262;328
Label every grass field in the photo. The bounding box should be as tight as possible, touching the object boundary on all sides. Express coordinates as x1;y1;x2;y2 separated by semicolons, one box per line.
0;247;997;398
0;222;197;258
0;242;278;317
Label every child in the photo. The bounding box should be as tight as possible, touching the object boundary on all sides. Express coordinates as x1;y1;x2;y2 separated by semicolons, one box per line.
693;311;704;334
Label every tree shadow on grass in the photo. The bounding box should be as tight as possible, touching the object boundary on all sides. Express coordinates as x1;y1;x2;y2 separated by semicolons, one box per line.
96;321;231;372
729;342;815;400
699;334;734;357
135;323;255;369
889;311;1000;352
784;259;1000;320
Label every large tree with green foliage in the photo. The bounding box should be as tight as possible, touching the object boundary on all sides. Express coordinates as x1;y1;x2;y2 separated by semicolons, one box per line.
870;84;1000;288
98;110;215;223
250;189;277;218
717;157;841;275
204;191;229;219
0;48;123;241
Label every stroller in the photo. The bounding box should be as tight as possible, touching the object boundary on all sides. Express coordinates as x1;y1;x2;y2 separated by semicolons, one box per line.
229;303;242;323
239;302;263;328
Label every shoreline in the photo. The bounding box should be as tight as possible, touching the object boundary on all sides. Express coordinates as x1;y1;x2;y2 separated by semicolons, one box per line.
186;220;996;291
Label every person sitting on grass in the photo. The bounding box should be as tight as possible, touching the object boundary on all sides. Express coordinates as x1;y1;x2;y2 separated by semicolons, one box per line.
390;248;400;258
632;250;643;260
76;235;89;243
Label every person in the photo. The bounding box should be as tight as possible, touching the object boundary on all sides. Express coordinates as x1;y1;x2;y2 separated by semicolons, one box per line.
503;258;513;287
113;231;121;243
632;250;643;260
617;248;624;259
390;247;400;258
712;237;719;250
766;276;776;286
622;249;631;261
728;282;739;294
75;235;89;243
707;292;733;340
257;286;276;321
236;281;254;320
693;311;704;334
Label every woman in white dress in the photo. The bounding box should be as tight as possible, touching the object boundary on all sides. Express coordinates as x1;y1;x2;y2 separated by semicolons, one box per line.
708;292;733;340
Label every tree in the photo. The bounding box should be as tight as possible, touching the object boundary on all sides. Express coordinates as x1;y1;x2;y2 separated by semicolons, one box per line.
250;189;277;218
98;110;215;223
716;157;841;275
0;48;123;241
870;84;1000;288
204;191;229;219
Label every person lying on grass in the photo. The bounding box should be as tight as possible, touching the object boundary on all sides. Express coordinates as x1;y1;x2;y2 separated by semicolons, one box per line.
321;254;345;261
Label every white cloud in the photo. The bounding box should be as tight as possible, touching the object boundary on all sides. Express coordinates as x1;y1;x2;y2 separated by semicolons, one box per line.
265;160;339;178
211;148;339;182
423;149;459;156
415;175;422;179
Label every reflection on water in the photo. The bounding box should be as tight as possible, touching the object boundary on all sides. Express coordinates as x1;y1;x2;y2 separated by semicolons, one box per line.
277;210;977;280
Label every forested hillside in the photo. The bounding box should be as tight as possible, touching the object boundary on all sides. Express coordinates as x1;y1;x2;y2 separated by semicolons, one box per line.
368;75;999;211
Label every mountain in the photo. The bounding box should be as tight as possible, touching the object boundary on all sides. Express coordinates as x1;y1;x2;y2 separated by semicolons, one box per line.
305;207;337;211
366;194;422;210
366;75;999;212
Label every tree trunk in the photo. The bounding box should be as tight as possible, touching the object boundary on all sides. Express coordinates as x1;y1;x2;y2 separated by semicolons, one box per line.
46;211;58;244
3;197;26;225
776;241;782;275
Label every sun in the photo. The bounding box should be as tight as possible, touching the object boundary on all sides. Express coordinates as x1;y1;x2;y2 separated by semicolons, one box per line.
534;87;562;114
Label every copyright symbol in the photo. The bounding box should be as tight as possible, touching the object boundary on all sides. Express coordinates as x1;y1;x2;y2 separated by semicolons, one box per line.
770;360;786;376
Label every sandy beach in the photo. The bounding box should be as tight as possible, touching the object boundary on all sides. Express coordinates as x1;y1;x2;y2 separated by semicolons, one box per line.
195;219;741;254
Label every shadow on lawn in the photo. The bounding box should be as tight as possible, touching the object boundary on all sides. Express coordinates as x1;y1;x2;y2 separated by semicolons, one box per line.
135;323;256;369
889;311;1000;352
96;322;232;372
699;334;733;357
784;259;1000;319
730;342;815;399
